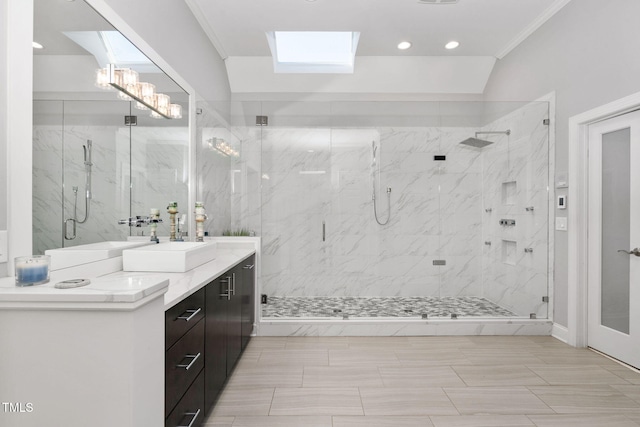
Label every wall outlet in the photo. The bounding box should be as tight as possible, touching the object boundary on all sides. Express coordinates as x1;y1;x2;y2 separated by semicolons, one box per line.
0;230;7;262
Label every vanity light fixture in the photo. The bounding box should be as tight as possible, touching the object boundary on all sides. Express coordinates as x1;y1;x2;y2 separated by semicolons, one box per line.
445;40;460;49
208;138;239;157
397;41;412;50
95;64;182;119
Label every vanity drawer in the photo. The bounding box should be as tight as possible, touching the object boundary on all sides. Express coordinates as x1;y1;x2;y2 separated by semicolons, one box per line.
165;370;204;427
166;318;205;417
166;288;205;350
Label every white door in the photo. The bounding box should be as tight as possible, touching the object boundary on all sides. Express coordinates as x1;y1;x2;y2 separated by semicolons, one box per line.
587;110;640;368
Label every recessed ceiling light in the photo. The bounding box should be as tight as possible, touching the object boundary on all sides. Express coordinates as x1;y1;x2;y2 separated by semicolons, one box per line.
32;41;44;49
445;41;460;50
397;41;412;50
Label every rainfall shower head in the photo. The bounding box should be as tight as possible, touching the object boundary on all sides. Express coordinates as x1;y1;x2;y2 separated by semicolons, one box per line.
459;130;510;148
459;137;494;148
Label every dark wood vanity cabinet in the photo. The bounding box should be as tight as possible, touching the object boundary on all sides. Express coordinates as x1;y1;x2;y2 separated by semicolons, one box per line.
204;273;231;409
166;253;256;426
165;288;206;427
240;255;256;350
204;254;256;409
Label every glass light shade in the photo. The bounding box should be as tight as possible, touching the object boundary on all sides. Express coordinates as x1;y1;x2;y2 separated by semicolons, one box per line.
139;82;155;98
95;68;111;89
121;68;138;86
117;90;132;101
156;93;170;109
127;83;141;99
135;102;149;111
155;94;171;116
170;104;182;119
139;82;156;107
150;110;163;119
112;69;124;87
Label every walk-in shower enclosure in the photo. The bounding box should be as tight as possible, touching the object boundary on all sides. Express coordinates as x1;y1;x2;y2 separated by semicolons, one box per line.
197;100;552;324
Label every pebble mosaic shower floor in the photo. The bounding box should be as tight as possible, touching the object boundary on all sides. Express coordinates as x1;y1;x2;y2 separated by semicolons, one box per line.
261;296;517;319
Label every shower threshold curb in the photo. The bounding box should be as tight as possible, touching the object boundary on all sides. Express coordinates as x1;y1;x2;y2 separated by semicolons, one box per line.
256;317;553;337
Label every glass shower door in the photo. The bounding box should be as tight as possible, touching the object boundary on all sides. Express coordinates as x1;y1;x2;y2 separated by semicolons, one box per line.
260;102;333;316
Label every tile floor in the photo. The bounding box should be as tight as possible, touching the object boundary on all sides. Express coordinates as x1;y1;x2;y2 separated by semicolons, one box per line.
203;336;640;426
261;296;517;319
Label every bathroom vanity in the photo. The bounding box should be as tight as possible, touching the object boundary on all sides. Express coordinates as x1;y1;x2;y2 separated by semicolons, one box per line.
165;253;255;427
0;239;258;427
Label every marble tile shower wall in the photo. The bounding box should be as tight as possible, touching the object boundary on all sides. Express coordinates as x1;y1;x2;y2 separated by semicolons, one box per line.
33;125;129;254
130;128;189;237
258;126;488;300
33;125;189;254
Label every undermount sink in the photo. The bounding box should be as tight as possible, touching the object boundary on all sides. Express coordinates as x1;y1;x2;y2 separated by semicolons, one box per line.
122;241;217;273
45;241;154;271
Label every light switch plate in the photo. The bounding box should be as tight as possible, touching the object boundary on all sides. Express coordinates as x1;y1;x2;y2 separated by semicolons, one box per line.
555;217;568;231
0;230;7;262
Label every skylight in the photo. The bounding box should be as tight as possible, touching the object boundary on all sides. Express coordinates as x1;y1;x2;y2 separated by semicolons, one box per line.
266;31;360;74
64;31;159;73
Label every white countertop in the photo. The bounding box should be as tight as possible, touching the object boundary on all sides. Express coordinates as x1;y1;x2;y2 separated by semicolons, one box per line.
0;240;256;311
0;275;169;309
106;246;255;309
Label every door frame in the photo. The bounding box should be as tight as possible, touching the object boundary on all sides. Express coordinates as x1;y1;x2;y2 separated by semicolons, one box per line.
568;91;640;347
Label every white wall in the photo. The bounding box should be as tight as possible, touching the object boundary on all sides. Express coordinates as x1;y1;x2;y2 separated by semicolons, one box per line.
483;0;640;326
2;0;33;277
0;0;7;276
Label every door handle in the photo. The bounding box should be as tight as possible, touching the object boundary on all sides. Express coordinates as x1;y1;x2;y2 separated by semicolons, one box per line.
618;248;640;257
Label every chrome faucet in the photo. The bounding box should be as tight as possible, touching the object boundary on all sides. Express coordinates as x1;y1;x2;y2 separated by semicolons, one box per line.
118;216;163;242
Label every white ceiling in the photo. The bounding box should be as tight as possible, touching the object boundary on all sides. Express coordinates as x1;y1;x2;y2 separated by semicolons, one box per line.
33;0;186;96
186;0;572;94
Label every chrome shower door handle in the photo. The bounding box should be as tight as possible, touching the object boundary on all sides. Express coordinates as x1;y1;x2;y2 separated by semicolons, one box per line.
618;248;640;257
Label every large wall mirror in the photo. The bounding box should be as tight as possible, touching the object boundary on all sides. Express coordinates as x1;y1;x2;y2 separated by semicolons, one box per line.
32;0;189;254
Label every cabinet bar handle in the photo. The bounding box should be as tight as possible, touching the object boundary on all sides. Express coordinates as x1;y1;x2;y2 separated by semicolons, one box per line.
221;275;232;300
243;264;254;270
176;353;201;370
178;409;201;427
231;273;236;296
322;221;326;242
176;308;202;322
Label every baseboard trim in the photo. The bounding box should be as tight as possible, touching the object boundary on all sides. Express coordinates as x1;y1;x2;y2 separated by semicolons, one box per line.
552;322;569;343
